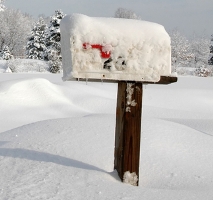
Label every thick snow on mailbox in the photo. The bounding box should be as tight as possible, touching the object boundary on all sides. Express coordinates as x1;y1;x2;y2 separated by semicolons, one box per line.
60;14;171;82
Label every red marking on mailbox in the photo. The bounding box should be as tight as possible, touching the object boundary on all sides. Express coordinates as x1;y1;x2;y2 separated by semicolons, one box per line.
83;43;111;59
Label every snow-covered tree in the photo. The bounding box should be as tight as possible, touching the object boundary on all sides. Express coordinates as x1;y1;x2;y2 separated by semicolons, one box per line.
169;30;194;70
208;35;213;65
191;37;210;67
45;10;65;73
0;8;33;57
0;45;13;60
0;0;5;12
114;7;140;19
26;17;47;60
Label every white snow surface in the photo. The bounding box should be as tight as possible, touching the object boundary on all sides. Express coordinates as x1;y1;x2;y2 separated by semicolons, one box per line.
0;71;213;199
0;59;50;73
61;14;171;82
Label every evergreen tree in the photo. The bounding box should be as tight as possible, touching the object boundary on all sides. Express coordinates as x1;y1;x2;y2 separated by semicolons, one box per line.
1;45;13;60
26;17;47;60
208;34;213;65
45;10;65;73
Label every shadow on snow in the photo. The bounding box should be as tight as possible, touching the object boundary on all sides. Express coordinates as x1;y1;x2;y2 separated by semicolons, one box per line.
0;148;108;173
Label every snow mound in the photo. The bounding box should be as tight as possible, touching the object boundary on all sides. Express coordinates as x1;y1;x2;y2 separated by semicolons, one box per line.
0;78;86;132
0;78;70;106
0;115;213;199
0;76;116;132
140;118;213;190
61;14;171;82
7;59;50;73
0;74;213;199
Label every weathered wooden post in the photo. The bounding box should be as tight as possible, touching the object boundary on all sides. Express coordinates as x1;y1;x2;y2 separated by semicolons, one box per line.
60;14;177;186
114;76;177;186
114;81;143;186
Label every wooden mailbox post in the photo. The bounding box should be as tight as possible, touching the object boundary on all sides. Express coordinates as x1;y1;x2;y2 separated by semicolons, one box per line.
114;77;177;186
60;14;178;186
114;81;143;186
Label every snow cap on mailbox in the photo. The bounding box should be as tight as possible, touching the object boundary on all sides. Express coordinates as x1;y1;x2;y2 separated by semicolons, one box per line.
60;13;171;82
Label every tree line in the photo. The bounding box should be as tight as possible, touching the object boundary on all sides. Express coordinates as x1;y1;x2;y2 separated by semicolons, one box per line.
26;10;65;73
0;2;65;73
0;4;212;76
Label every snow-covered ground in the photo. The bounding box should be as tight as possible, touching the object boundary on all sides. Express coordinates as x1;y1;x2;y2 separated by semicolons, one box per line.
0;59;50;73
0;71;213;199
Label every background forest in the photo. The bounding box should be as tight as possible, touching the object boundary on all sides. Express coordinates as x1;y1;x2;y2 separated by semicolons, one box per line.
0;2;213;76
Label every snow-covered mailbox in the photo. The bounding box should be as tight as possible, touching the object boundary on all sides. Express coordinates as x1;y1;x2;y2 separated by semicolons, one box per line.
60;14;177;186
60;13;173;82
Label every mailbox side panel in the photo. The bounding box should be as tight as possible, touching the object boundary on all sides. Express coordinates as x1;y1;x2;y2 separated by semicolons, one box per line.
60;16;73;81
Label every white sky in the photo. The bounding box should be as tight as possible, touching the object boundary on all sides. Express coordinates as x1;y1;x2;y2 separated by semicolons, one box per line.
4;0;213;38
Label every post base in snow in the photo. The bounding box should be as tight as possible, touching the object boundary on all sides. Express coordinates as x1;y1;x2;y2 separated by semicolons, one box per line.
114;81;143;186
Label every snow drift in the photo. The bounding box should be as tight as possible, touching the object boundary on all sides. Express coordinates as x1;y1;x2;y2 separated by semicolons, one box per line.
0;59;50;73
0;73;213;199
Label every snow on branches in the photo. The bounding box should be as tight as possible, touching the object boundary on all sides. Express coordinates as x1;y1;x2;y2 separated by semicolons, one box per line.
170;30;194;70
0;9;33;57
1;45;13;60
26;18;48;60
169;30;213;76
26;10;65;73
46;10;65;73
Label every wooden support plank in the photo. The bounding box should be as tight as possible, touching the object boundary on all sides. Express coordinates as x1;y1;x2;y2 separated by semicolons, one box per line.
144;76;178;84
75;76;177;84
114;81;143;186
